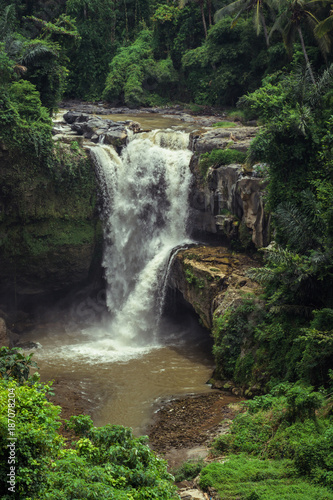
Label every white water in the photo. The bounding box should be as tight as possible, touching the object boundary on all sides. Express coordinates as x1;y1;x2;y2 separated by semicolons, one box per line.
21;125;215;433
86;129;193;355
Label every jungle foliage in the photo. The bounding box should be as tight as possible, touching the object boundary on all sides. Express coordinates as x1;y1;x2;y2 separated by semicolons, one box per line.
1;0;333;498
2;0;333;107
200;382;333;499
0;349;178;500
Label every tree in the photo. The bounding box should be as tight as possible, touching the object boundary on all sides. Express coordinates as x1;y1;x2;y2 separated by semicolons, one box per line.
214;0;271;47
269;0;330;84
314;8;333;38
179;0;209;38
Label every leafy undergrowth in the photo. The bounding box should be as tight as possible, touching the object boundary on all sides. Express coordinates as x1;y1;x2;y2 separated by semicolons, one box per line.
172;459;205;483
199;455;333;499
198;383;333;499
0;348;178;500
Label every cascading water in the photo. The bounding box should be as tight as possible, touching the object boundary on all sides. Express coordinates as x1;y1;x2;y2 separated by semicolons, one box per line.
22;122;214;432
90;129;193;349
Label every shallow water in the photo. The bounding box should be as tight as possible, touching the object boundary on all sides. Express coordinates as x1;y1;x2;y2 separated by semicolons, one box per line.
56;110;202;132
103;113;200;132
21;313;214;435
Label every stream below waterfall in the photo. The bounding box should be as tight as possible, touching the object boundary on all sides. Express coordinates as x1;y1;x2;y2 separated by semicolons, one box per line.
20;115;215;436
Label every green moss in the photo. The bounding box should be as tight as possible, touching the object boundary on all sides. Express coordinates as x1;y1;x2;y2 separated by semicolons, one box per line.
22;220;96;256
0;139;101;295
199;148;246;180
185;266;205;289
212;121;238;128
238;220;254;251
212;298;261;381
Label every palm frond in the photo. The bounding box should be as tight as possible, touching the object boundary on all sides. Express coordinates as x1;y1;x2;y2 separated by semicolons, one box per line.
270;304;313;316
3;35;23;58
314;63;333;98
246;266;276;283
231;9;247;27
21;42;58;65
254;0;261;34
0;4;15;38
214;0;250;23
179;0;189;9
274;199;322;252
315;14;333;37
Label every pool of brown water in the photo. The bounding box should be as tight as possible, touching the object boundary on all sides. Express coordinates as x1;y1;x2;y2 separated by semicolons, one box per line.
20;313;214;436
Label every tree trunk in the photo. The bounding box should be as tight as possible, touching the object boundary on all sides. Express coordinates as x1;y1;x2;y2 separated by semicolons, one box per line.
199;0;208;38
207;0;212;26
260;11;269;47
297;25;316;85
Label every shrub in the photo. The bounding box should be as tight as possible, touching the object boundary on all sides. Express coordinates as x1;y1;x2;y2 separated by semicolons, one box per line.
199;148;246;179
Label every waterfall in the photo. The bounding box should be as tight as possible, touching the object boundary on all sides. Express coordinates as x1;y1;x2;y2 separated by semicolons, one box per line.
90;129;193;347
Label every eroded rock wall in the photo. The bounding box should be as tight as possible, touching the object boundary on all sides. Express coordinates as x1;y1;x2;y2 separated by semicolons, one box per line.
189;127;270;249
0;138;102;310
168;246;260;330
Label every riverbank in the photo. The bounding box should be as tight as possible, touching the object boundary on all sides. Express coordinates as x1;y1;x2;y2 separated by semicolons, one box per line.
148;391;243;469
59;100;233;128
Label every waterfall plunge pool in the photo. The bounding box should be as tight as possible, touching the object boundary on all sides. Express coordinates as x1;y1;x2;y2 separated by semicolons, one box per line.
20;311;214;436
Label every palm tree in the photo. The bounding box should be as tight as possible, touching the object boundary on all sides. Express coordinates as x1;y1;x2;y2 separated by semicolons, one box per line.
214;0;271;47
269;0;330;85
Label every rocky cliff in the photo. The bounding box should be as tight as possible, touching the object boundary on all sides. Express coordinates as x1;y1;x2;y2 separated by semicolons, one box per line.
0;111;268;322
168;245;260;330
0;136;102;311
189;126;270;249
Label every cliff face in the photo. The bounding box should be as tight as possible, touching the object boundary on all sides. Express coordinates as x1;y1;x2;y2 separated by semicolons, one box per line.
0;140;102;309
0;114;268;318
189;126;270;249
168;246;260;330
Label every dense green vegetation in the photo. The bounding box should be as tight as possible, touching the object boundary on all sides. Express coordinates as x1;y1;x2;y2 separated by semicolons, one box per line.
1;0;333;108
0;347;178;499
198;383;333;499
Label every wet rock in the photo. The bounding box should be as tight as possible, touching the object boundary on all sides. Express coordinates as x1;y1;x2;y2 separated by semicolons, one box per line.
190;126;258;154
63;112;141;148
0;317;10;347
168;246;260;329
231;387;243;396
52;134;84;146
15;341;42;350
103;128;128;146
189;157;270;248
237;176;270;248
179;489;207;500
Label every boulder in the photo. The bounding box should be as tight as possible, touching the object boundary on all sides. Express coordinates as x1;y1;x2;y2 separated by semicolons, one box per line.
189;159;270;248
178;489;207;500
63;112;141;146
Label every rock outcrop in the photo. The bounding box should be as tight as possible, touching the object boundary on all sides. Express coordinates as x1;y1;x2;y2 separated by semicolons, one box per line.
0;317;10;347
0;119;103;310
61;112;140;151
190;126;258;154
168;246;260;330
189;126;270;248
